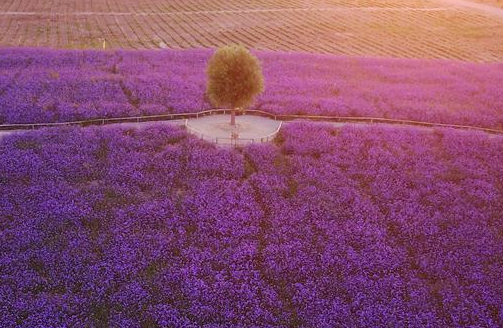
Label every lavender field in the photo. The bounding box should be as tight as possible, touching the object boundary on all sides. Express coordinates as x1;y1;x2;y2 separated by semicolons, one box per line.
1;48;503;128
2;0;503;326
1;122;503;327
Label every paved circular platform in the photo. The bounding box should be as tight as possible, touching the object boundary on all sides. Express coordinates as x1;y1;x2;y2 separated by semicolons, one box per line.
185;114;282;146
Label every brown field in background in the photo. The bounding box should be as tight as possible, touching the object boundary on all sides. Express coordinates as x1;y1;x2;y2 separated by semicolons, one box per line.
0;0;502;62
475;0;503;8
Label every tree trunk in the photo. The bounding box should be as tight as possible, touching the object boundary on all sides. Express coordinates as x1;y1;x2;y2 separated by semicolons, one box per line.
230;108;236;126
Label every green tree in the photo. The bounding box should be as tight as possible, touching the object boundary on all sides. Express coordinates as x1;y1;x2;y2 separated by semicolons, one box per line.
206;45;264;126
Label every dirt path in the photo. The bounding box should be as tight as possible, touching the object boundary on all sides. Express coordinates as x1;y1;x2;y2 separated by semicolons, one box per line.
0;120;185;140
2;114;502;146
0;8;451;16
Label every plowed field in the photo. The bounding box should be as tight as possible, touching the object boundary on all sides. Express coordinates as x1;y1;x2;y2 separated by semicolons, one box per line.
1;0;503;61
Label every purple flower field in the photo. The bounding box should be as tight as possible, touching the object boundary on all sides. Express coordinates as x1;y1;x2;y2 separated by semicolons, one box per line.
1;48;503;128
1;122;502;327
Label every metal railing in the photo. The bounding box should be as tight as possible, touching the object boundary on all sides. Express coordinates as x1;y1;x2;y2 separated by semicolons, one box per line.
184;119;283;146
0;109;231;131
1;108;502;136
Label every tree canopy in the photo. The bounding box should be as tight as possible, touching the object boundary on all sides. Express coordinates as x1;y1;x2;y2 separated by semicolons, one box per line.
206;45;264;109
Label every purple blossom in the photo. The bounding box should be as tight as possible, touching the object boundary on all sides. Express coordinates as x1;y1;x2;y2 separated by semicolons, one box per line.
1;121;502;327
1;48;503;128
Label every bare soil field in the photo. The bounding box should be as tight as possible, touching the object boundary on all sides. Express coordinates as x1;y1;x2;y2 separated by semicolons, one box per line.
474;0;503;8
0;0;503;62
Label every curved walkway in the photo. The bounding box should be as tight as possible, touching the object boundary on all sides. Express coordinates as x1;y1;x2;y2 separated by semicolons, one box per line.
185;115;282;146
1;109;502;140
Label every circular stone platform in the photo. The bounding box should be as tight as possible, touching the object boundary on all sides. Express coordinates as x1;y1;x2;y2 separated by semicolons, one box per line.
185;114;282;146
